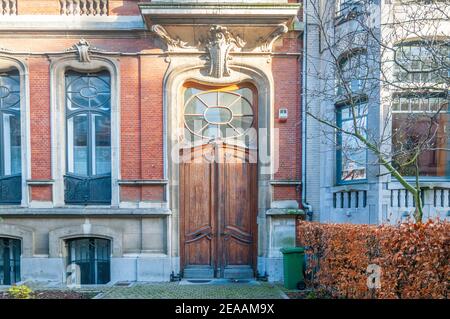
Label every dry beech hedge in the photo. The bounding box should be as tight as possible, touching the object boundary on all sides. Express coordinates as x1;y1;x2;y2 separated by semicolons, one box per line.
297;220;449;299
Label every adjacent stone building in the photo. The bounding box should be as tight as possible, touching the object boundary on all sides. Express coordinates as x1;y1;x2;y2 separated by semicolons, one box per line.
0;0;303;285
302;0;449;225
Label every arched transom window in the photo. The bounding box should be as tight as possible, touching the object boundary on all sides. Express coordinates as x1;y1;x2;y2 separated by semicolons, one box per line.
183;84;255;147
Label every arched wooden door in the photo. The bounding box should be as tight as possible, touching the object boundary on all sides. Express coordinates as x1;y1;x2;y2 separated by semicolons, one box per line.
180;83;257;279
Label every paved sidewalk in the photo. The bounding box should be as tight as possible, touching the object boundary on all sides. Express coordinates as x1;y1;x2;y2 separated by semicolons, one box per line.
97;280;287;299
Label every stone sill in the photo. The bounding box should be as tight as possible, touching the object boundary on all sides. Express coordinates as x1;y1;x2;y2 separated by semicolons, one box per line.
118;179;168;185
266;208;305;216
0;207;171;216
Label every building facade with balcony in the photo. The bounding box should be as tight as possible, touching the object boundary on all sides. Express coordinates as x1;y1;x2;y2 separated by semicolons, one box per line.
302;0;449;225
0;0;303;285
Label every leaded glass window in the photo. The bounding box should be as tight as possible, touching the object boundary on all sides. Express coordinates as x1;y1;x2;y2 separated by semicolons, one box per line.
64;71;111;204
0;69;21;204
183;85;255;147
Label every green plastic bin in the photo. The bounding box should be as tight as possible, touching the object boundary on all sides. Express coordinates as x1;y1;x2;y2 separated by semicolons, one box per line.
280;247;305;290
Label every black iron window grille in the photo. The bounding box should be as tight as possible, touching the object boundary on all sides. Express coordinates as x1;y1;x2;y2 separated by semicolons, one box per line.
67;237;110;285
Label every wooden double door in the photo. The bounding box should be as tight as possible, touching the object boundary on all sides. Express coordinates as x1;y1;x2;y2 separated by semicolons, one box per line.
180;143;257;279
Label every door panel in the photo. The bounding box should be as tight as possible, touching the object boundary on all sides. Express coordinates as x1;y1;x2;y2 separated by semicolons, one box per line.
219;147;257;278
180;152;216;278
181;144;256;279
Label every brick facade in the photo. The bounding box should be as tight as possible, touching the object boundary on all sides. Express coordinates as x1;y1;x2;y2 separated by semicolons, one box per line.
0;0;303;284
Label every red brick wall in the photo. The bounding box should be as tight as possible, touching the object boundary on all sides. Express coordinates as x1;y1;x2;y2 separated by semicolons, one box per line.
5;3;303;206
139;56;165;201
119;55;166;203
109;0;142;16
272;35;302;204
18;1;60;15
28;57;53;201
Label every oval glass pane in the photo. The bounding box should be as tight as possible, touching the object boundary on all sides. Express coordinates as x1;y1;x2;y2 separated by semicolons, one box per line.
204;107;232;124
80;86;98;99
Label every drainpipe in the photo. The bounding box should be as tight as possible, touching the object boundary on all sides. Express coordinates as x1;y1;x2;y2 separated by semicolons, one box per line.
301;0;313;221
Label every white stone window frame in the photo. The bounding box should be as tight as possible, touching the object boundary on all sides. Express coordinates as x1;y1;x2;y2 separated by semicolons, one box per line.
0;56;31;207
334;48;370;184
50;56;120;207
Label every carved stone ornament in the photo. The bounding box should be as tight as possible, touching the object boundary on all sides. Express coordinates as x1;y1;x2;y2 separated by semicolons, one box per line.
256;23;289;53
203;25;246;78
151;25;194;51
67;39;93;63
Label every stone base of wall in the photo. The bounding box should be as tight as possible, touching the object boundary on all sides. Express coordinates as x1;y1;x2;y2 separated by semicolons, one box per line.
21;257;65;283
258;256;284;283
19;255;173;285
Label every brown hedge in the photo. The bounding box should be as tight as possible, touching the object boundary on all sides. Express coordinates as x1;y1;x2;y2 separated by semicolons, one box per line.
297;220;449;299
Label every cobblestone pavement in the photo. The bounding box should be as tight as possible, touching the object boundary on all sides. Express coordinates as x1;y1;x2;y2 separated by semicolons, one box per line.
97;281;288;299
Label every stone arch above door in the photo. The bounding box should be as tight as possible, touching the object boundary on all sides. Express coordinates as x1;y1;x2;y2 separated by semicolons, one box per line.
164;56;276;272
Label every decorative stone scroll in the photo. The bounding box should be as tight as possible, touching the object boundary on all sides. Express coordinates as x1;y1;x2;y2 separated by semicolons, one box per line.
151;25;194;51
66;39;95;63
256;23;289;52
150;23;289;78
203;25;246;78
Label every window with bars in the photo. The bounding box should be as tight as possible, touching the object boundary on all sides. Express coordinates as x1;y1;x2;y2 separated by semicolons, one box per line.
0;238;21;285
67;238;110;285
